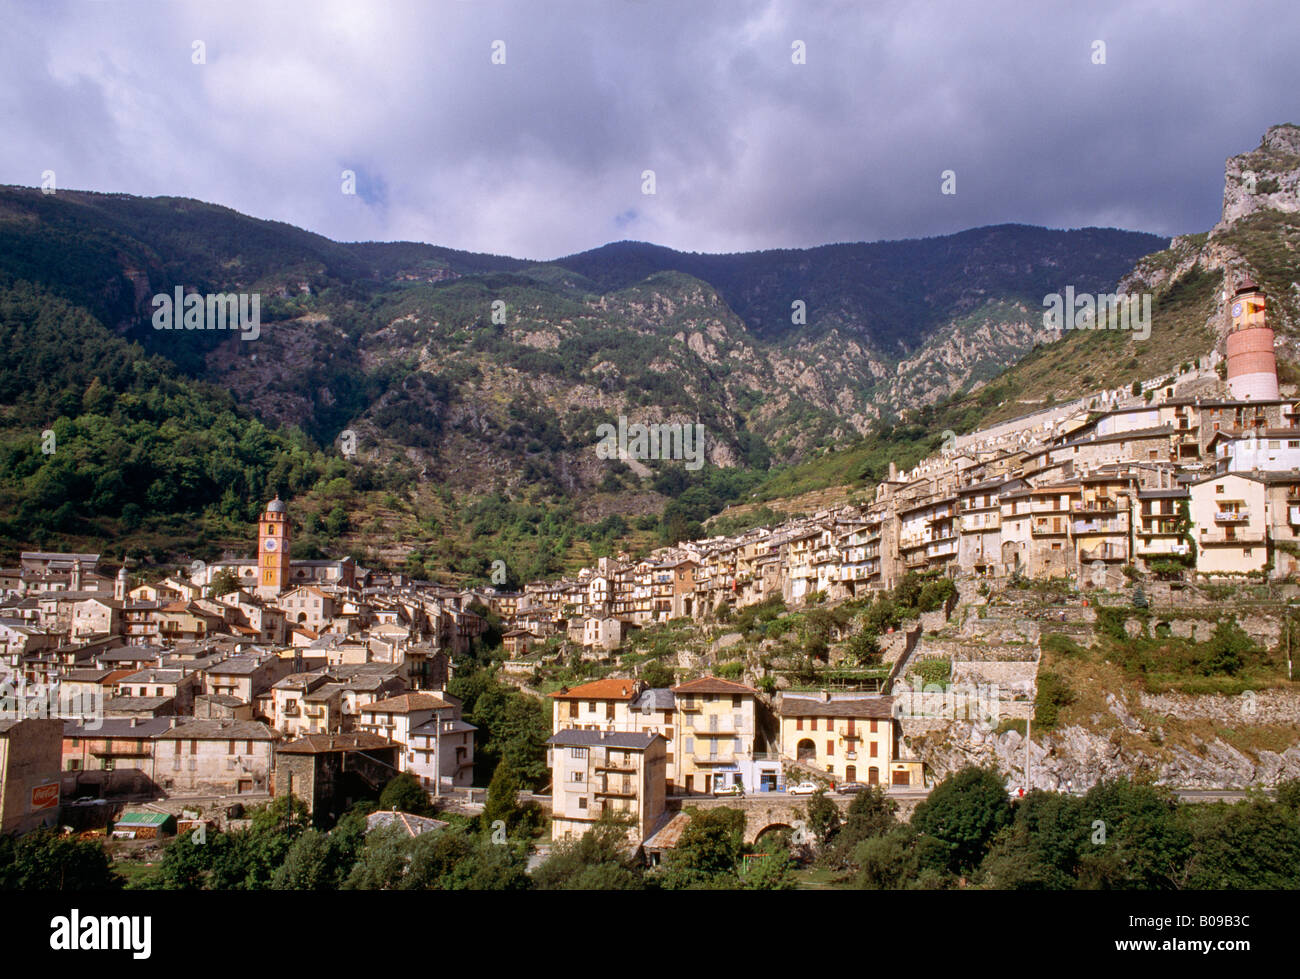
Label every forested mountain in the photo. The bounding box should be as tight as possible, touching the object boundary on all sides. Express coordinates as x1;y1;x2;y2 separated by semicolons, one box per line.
0;184;1164;574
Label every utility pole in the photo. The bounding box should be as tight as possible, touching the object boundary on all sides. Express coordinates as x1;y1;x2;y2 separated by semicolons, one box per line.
1024;716;1031;795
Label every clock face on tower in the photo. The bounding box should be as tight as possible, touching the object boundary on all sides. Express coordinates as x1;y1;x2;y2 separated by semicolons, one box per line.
264;538;277;551
1232;302;1243;317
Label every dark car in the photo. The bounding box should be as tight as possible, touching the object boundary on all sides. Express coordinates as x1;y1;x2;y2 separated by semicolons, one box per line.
836;781;869;795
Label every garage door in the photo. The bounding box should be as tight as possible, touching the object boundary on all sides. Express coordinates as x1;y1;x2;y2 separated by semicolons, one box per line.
891;770;910;786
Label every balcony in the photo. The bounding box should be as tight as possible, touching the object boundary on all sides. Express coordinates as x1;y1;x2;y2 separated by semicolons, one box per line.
595;759;638;773
1200;531;1266;546
1072;501;1122;514
1031;522;1067;537
693;753;745;765
1136;539;1190;556
1214;510;1250;523
1073;519;1128;535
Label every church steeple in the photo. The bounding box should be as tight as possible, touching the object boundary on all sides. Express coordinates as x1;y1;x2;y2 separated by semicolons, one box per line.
257;496;291;598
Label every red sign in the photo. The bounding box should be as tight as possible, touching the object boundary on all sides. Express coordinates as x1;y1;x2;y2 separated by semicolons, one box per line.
30;782;60;812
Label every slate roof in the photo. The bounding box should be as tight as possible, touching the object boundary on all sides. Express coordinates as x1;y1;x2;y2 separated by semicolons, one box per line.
780;694;896;719
546;729;661;750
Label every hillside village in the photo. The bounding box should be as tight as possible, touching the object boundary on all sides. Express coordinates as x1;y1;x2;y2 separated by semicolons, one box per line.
3;273;1300;854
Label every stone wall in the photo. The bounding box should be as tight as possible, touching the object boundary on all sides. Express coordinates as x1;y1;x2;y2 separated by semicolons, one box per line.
1140;689;1300;726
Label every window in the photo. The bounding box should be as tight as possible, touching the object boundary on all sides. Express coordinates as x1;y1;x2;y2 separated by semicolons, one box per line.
870;742;878;757
827;740;834;756
570;770;585;782
569;747;587;759
577;797;587;810
732;695;742;707
796;717;803;731
228;740;236;755
870;719;878;733
245;740;253;754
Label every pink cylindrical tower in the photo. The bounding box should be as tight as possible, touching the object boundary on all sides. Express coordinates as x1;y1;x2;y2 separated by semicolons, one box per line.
1226;278;1278;401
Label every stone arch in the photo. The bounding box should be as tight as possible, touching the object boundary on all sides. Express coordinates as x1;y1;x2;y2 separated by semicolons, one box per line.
796;738;815;763
751;822;795;846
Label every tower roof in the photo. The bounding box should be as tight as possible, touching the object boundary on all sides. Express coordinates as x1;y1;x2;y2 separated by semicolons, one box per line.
266;496;287;514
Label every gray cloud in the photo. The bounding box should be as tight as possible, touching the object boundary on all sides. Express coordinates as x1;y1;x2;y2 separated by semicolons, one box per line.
2;0;1297;258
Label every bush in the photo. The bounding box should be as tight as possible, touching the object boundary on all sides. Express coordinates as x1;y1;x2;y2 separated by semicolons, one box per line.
1034;671;1076;729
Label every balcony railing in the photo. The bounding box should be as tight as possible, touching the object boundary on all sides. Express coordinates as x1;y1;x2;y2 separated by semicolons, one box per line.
1200;531;1266;545
1214;510;1250;523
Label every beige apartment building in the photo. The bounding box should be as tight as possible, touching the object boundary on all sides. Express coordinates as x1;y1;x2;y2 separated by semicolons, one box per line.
546;729;666;842
1189;472;1269;575
671;675;760;795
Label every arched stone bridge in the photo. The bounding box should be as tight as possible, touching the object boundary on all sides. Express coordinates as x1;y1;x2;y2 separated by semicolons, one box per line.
667;791;926;845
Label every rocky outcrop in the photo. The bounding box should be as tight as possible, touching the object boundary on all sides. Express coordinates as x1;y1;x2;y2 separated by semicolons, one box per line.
1219;124;1300;227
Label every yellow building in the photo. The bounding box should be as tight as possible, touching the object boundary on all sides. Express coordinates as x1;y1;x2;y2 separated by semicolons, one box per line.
671;675;759;795
778;693;919;787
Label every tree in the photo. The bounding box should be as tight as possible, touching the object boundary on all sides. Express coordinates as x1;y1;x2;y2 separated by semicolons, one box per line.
1075;779;1188;890
379;772;434;817
826;787;899;868
0;830;122;890
483;759;522;833
806;790;841;849
846;629;881;666
640;659;675;689
1179;800;1300;889
210;567;241;596
533;812;644;890
271;830;336;890
911;766;1013;874
659;808;746;889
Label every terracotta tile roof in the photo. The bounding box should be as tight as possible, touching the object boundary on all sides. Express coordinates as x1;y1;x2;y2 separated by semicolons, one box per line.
671;675;757;696
548;677;641;701
362;692;457;714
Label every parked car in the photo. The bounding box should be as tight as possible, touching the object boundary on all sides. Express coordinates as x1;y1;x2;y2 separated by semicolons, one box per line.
836;781;868;795
712;783;744;797
786;781;818;796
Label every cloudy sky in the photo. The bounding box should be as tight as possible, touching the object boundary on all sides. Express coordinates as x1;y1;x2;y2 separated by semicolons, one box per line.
3;0;1297;259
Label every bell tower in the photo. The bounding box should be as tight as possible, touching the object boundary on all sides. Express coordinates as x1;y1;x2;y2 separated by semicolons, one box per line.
257;496;292;598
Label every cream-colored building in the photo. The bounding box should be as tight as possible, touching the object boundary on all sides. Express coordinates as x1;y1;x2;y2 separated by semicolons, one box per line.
549;677;644;732
546;729;666;842
1189;472;1269;575
778;693;919;787
151;719;278;795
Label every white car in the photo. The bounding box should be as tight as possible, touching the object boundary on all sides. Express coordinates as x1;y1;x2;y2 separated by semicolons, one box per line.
786;781;818;796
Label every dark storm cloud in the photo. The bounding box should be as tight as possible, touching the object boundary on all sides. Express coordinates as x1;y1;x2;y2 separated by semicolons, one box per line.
1;0;1297;258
